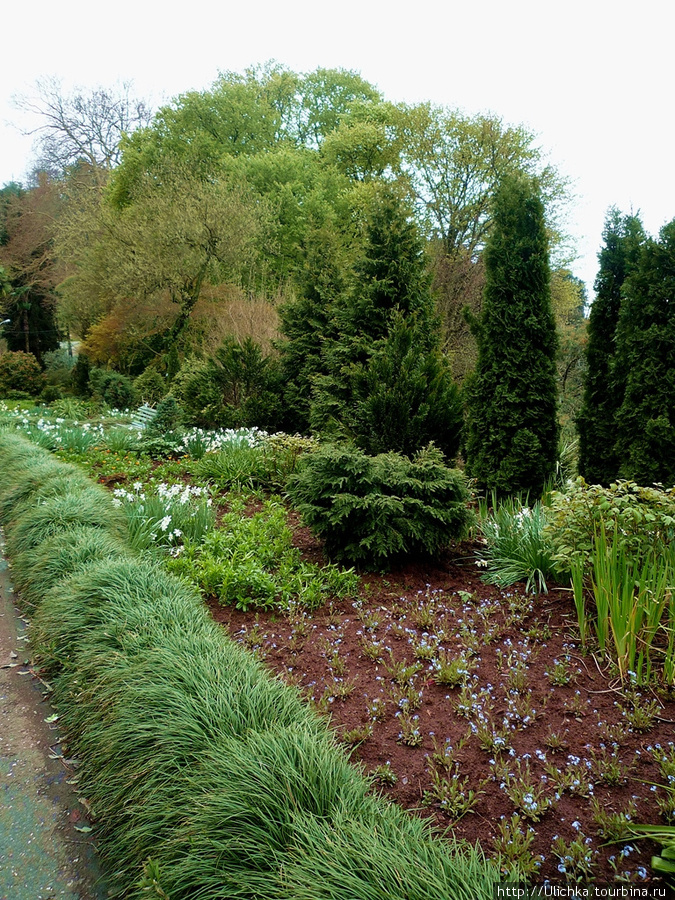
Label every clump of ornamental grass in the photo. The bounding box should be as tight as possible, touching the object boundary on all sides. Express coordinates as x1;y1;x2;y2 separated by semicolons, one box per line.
7;470;97;524
11;526;132;612
477;498;557;594
43;617;320;895
0;429;46;475
194;442;267;491
245;804;498;900
158;800;498;900
0;455;91;523
103;425;141;453
29;556;210;676
4;487;127;559
136;725;373;897
54;654;324;894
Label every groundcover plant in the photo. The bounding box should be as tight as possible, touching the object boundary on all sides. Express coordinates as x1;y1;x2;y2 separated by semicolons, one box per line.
1;403;673;888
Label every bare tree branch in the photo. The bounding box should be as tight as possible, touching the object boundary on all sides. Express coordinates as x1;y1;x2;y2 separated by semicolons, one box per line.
13;77;153;180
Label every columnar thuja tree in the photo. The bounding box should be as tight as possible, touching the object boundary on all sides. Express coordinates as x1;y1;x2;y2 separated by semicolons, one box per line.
576;209;645;485
613;218;675;486
465;174;558;496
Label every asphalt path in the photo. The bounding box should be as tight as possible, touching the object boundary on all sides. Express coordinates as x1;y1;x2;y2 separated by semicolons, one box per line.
0;535;107;900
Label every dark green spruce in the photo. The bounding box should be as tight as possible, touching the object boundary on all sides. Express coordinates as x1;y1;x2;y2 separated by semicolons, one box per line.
310;189;463;460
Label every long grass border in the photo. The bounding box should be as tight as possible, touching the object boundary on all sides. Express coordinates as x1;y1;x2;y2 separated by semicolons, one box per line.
0;431;500;899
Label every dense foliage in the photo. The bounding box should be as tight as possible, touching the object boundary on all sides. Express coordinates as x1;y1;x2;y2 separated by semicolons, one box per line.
0;349;45;397
465;174;559;496
576;210;645;485
286;442;472;568
545;477;675;575
167;496;358;611
172;336;283;430
89;367;137;409
613;218;675;486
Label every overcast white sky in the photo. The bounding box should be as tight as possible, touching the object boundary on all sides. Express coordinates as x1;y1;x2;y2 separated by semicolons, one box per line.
1;0;672;298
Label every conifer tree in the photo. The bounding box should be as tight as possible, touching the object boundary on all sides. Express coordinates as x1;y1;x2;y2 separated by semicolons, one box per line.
576;209;645;484
277;226;345;433
613;218;675;485
347;312;463;459
310;190;463;459
465;174;558;496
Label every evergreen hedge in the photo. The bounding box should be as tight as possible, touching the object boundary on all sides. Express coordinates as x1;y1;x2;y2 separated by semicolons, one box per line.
0;431;498;898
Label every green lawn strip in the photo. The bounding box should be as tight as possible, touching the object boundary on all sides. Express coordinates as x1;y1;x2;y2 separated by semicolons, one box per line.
0;433;500;899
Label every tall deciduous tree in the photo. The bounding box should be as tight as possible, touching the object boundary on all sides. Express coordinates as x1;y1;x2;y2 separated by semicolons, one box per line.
0;175;62;360
465;174;559;496
613;218;675;486
15;78;152;183
394;103;571;381
395;103;570;260
576;209;645;484
58;162;266;350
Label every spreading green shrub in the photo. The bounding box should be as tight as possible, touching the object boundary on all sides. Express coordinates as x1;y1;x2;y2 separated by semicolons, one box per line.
286;442;473;569
41;384;63;402
546;477;675;574
89;367;137;409
0;350;45;397
134;366;167;404
173;338;283;430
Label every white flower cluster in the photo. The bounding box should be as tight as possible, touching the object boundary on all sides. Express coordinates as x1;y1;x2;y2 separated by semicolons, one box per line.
183;426;269;454
156;482;211;505
111;482;146;507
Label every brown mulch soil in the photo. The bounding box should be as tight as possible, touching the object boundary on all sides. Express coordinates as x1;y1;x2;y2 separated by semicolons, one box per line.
208;529;675;887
